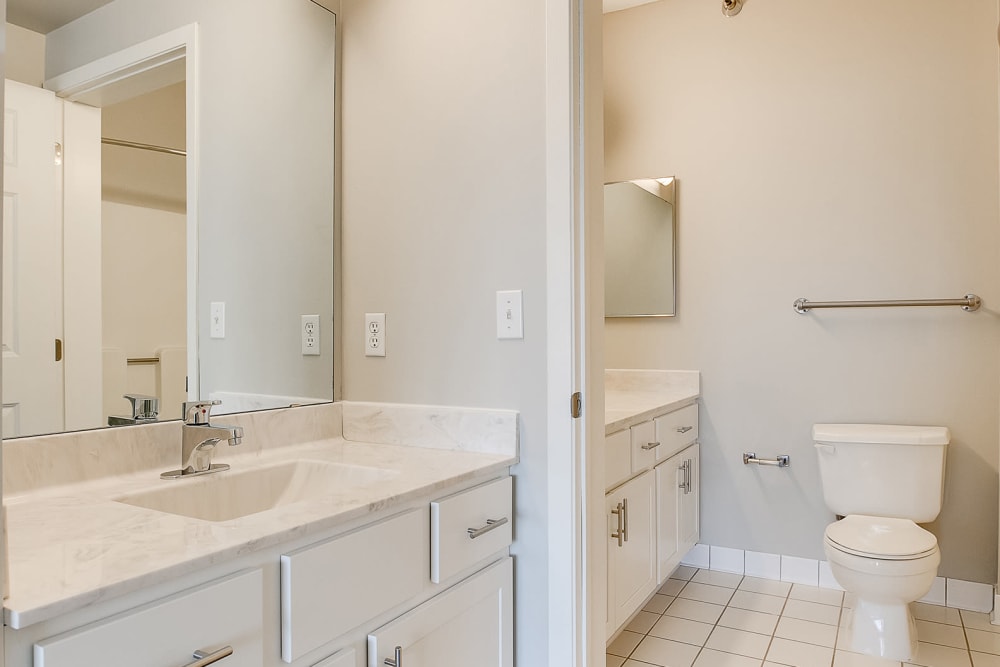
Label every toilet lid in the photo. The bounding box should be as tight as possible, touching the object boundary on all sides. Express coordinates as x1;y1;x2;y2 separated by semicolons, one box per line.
825;515;938;560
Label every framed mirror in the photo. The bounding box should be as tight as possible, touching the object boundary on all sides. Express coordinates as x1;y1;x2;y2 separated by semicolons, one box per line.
3;0;337;437
604;177;676;318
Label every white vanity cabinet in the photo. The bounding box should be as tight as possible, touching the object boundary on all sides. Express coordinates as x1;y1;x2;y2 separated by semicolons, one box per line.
605;401;700;640
32;569;263;667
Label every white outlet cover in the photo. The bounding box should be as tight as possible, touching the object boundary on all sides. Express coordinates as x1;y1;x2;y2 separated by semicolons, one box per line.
301;314;320;356
365;313;386;357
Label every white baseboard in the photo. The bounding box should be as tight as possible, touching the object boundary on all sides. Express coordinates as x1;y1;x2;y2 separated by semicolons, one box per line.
681;542;994;613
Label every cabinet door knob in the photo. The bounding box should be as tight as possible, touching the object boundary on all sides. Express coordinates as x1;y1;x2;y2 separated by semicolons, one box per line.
183;646;233;667
384;645;403;667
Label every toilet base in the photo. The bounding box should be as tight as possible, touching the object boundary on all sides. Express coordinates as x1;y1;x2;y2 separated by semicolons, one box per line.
842;600;918;661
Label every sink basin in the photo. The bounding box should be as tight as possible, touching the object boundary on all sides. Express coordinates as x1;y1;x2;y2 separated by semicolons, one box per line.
115;460;398;522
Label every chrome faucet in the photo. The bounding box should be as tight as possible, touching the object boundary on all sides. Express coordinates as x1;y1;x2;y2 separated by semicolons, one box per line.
160;400;244;480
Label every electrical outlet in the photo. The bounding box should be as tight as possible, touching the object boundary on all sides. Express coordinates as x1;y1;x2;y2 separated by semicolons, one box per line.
301;314;320;355
210;302;225;339
365;313;386;357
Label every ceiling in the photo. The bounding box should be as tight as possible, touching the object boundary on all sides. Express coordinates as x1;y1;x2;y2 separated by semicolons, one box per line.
7;0;116;34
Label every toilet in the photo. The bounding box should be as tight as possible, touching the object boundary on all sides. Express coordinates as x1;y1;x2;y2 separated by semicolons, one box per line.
814;423;949;661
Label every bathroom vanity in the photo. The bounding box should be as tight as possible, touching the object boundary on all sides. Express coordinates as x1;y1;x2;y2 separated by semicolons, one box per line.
2;402;517;667
604;370;700;641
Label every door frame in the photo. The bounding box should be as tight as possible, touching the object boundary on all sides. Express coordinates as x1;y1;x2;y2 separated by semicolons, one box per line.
44;24;201;401
545;0;604;665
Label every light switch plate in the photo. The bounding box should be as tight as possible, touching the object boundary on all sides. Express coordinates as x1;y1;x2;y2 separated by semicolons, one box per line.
496;290;523;339
210;302;225;339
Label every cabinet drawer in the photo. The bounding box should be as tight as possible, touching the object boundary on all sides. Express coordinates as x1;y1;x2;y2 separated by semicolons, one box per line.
654;403;698;459
431;476;512;583
281;509;427;662
368;557;513;667
34;569;263;667
605;429;631;490
630;420;658;472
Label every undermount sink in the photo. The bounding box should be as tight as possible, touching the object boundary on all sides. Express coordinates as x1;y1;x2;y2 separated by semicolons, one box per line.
115;460;398;522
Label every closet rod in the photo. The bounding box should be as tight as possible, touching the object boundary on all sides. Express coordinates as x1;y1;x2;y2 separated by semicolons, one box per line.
102;137;186;157
793;294;982;314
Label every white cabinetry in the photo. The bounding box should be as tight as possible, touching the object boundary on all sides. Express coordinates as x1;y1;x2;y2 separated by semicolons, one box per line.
605;402;699;641
368;558;513;667
33;569;262;667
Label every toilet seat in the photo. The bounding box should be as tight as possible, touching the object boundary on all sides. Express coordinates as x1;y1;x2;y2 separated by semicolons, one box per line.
825;515;937;560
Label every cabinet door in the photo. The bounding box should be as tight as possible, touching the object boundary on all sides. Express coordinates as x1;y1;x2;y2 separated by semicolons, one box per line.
606;470;656;637
34;570;262;667
367;557;513;667
655;457;681;583
677;443;700;555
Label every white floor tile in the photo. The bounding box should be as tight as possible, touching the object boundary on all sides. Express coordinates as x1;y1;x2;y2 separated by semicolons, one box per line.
665;598;727;624
789;583;844;607
947;580;994;614
683;545;712;569
627;611;661;635
694;648;765;667
782;598;842;625
631;636;701;667
967;630;1000;656
729;590;787;615
608;630;644;657
913;602;962;627
661;579;687;596
705;625;771;659
644;594;675;614
607;655;627;667
649;615;715;646
681;582;738;606
694;569;745;589
744;551;782;580
718;607;781;636
711;546;747;575
834;650;903;666
775;615;838;648
920;579;946;606
820;561;845;591
672;565;699;581
739;577;792;598
961;611;1000;635
972;653;1000;667
766;637;834;667
780;556;819;587
906;642;973;667
915;620;968;650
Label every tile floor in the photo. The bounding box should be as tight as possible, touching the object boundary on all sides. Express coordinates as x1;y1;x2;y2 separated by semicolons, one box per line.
607;566;1000;667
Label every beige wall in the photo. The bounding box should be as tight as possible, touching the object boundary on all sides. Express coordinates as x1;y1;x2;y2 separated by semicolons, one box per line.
339;0;549;662
6;22;43;86
604;0;1000;583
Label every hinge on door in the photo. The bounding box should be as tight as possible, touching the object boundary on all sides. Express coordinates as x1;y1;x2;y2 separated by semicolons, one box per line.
54;338;63;362
570;391;583;419
54;142;63;166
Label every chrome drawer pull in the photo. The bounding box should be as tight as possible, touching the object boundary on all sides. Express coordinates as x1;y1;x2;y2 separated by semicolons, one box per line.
640;441;661;451
184;646;233;667
384;645;403;667
677;425;694;434
611;500;624;547
467;517;509;539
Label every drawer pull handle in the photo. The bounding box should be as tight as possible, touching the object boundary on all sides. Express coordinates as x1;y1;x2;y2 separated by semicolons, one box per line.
184;646;233;667
677;425;694;434
641;441;661;450
385;645;403;667
611;500;624;547
467;517;509;539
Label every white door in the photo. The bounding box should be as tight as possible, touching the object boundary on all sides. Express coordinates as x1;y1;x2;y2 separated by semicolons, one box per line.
368;558;513;667
2;80;63;438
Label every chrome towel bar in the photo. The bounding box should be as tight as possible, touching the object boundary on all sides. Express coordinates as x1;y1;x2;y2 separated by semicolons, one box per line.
743;452;790;468
794;294;981;314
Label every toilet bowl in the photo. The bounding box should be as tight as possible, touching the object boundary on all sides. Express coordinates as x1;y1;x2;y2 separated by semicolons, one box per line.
813;424;950;662
822;515;940;660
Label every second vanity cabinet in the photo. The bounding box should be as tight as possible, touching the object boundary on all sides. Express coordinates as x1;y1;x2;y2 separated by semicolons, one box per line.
606;402;700;640
7;474;514;667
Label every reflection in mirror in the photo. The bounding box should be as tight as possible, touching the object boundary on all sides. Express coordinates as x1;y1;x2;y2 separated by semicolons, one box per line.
604;177;676;318
3;0;337;438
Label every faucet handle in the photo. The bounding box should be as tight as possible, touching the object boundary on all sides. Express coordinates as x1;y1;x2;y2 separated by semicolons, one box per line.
183;399;222;425
124;394;159;420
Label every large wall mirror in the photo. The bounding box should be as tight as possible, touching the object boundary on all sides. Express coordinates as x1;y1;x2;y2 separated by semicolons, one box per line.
605;177;676;318
3;0;337;438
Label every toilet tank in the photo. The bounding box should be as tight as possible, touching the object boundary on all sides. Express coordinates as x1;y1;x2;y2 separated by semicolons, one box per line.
813;424;949;523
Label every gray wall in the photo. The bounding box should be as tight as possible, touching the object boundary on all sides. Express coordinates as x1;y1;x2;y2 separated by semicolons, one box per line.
604;0;1000;583
338;0;549;663
46;0;336;406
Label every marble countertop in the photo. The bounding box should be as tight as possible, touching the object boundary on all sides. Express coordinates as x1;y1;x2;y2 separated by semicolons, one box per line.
605;369;700;434
3;402;517;629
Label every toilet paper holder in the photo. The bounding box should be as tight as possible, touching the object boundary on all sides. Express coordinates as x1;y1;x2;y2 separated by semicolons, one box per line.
743;452;790;468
